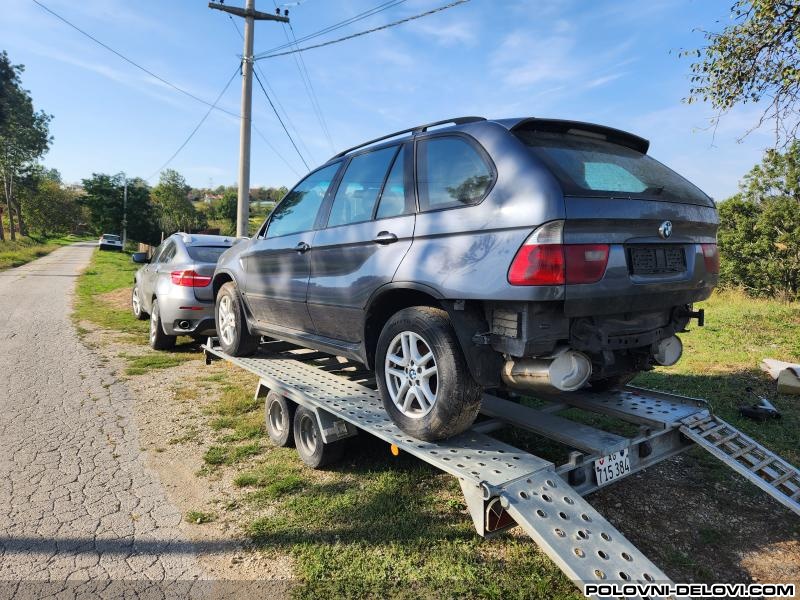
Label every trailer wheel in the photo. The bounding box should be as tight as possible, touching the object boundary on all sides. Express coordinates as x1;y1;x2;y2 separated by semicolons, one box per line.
149;299;176;350
266;391;295;447
216;281;258;356
376;306;482;441
293;406;344;468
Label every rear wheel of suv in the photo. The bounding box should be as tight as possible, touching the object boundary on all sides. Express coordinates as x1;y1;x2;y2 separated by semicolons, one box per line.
216;281;258;357
376;306;482;441
149;299;176;351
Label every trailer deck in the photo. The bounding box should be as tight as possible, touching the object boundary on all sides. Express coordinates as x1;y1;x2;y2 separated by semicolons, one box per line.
203;339;799;599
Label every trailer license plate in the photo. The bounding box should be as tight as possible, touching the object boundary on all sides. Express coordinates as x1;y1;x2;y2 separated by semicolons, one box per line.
594;449;631;486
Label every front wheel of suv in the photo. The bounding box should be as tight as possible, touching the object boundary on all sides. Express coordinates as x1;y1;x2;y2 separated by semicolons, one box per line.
375;306;482;441
215;281;259;357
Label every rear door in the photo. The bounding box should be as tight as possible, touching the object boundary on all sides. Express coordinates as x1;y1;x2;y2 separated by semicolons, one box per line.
141;240;174;310
307;144;415;342
516;128;719;316
241;163;340;332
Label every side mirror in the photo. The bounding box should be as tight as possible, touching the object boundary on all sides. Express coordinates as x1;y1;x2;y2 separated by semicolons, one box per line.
131;252;149;264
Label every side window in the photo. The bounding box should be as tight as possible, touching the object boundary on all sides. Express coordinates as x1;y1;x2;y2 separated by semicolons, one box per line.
158;242;176;263
327;146;397;228
416;136;493;211
267;163;340;238
375;148;408;220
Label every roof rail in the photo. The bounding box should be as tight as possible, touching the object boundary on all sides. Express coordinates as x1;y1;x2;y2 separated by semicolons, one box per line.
331;116;486;160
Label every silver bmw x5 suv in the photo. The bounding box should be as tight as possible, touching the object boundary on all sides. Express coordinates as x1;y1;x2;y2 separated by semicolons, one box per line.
212;116;719;441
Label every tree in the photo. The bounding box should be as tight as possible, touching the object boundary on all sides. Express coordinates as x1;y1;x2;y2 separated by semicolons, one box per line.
151;169;205;235
17;166;82;236
685;0;800;146
82;173;160;245
718;142;800;297
0;51;52;240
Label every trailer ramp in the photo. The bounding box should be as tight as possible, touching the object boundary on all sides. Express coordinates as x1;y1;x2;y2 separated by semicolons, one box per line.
680;413;800;516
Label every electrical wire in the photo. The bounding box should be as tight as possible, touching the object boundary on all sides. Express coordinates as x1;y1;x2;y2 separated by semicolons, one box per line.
255;0;407;59
147;66;239;182
229;14;317;166
253;69;311;171
273;0;335;154
255;0;469;61
32;0;301;179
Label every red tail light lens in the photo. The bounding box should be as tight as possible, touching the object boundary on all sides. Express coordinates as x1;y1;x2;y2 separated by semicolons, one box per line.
700;243;719;274
565;244;610;284
508;244;565;285
171;270;212;287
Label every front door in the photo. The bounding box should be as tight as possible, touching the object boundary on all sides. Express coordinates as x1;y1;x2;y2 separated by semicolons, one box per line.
241;163;341;333
308;143;416;342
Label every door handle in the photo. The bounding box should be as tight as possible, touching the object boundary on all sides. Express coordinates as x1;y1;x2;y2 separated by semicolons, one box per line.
373;231;398;245
295;241;311;253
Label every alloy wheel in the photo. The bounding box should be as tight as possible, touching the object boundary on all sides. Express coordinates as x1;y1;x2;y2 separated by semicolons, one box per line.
218;294;236;347
384;331;439;419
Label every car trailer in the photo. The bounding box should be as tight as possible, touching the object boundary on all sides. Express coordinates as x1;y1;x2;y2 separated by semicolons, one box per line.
203;338;800;599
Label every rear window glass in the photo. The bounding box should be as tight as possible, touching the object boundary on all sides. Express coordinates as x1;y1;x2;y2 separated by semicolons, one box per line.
102;234;120;241
187;246;229;263
515;130;712;206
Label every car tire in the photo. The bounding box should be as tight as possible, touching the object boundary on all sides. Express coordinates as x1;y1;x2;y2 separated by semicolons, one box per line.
375;306;482;441
149;298;176;350
215;281;258;357
588;372;638;392
131;285;148;320
293;406;345;468
266;391;295;448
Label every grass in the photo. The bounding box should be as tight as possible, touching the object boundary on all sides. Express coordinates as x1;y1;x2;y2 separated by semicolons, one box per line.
185;510;216;524
122;352;195;375
0;233;90;271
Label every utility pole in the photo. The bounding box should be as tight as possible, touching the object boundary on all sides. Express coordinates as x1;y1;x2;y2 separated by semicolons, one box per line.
122;174;128;249
209;1;289;237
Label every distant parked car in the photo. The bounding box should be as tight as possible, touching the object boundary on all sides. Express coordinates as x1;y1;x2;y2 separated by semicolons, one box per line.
212;116;719;441
99;233;123;251
131;233;236;350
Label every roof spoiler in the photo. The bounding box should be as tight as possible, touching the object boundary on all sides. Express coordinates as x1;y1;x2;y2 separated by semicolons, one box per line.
511;118;650;154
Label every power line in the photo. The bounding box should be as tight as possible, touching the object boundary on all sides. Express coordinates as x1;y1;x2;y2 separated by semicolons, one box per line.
147;66;240;182
32;0;300;179
253;69;310;171
274;0;335;154
255;0;469;61
255;0;407;59
228;14;317;165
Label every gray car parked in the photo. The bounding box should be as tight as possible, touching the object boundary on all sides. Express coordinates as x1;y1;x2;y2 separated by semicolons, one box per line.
132;233;235;350
212;116;719;440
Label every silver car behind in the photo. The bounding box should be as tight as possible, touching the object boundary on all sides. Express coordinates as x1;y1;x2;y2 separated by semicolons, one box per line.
131;233;236;349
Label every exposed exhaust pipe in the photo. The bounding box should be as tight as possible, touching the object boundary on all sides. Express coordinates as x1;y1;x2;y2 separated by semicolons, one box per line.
501;348;592;392
178;320;191;330
653;335;683;366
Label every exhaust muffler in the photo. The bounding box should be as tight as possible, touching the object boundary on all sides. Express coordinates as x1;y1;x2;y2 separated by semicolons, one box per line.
501;348;592;392
653;335;683;366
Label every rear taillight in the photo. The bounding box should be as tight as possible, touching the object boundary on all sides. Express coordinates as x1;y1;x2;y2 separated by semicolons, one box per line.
564;244;610;284
171;270;212;287
700;243;719;274
508;221;610;286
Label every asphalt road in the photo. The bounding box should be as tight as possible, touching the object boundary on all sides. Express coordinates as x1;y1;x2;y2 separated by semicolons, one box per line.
0;244;207;598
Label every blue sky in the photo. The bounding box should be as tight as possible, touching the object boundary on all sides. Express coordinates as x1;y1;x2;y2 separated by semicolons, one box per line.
1;0;775;199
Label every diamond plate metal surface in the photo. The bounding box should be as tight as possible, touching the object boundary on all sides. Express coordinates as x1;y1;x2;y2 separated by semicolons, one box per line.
211;347;551;486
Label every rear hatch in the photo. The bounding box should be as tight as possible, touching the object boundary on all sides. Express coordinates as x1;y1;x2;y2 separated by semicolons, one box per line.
514;121;719;316
185;245;232;302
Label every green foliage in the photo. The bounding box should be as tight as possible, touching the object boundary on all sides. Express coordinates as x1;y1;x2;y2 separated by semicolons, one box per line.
152;169;206;234
685;0;800;145
718;142;800;297
82;173;160;244
0;51;52;240
17;166;83;236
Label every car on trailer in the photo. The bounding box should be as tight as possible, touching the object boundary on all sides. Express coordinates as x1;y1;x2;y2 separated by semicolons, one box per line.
211;116;719;441
131;233;236;350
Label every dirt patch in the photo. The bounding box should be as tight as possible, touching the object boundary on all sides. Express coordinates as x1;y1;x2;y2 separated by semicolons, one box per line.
98;287;133;312
80;322;295;589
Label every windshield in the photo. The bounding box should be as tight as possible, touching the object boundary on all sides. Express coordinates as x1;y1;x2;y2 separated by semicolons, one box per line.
186;245;230;263
515;130;713;207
